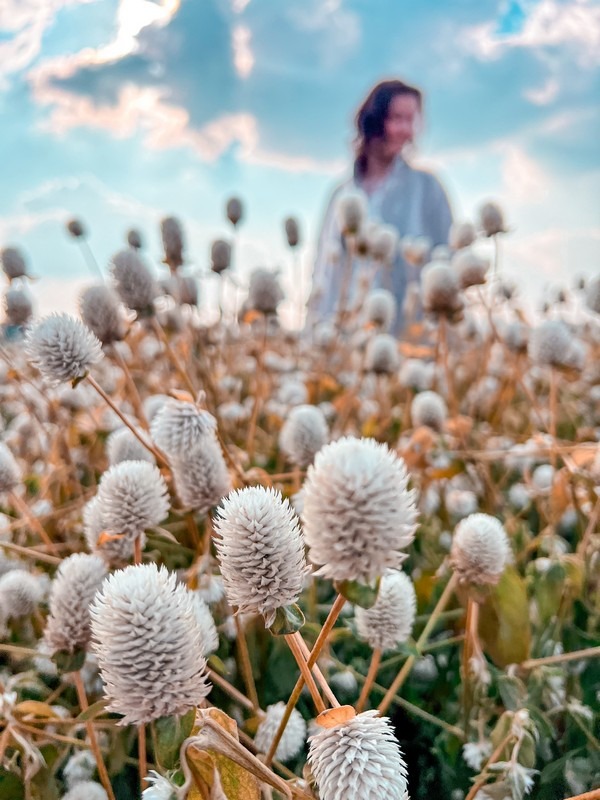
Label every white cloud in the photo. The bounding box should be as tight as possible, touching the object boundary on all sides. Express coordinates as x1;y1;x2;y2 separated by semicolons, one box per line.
232;24;254;78
460;0;600;67
231;0;251;13
524;76;560;105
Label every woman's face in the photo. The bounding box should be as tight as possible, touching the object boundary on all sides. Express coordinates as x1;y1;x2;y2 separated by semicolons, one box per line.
382;93;420;157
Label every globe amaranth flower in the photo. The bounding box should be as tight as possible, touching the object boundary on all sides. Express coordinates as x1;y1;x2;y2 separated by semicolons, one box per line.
336;189;368;236
91;563;211;725
529;320;584;371
110;249;157;314
226;196;243;227
190;593;219;656
213;486;309;627
355;570;416;652
449;221;476;250
62;781;108;800
0;442;21;495
44;553;107;656
83;496;136;567
279;404;328;468
478;201;507;236
160;216;185;270
364;333;399;375
79;284;126;345
302;437;418;585
210;239;231;274
150;400;217;457
364;289;396;332
450;513;511;586
284;216;300;248
255;701;307;761
0;569;44;618
106;427;155;466
26;313;103;386
308;710;408;800
411;390;447;432
247;268;284;315
421;261;464;319
4;287;33;326
452;248;489;290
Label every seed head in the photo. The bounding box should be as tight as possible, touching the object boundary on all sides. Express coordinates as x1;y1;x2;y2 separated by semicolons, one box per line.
213;486;308;626
529;320;583;371
355;570;416;651
308;710;408;800
0;569;44;618
450;513;510;586
44;553;107;656
421;261;463;319
369;224;398;264
106;427;155;466
190;594;219;656
279;404;328;468
91;563;211;725
302;437;418;584
284;217;301;248
452;248;489;289
336;190;368;236
150;400;217;457
478;201;506;236
127;229;142;250
66;219;86;238
26;313;103;385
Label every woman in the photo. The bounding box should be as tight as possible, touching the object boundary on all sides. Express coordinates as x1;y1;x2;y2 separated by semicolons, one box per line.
307;79;453;334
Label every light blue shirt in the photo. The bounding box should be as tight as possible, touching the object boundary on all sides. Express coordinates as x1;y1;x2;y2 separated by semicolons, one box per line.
307;155;453;334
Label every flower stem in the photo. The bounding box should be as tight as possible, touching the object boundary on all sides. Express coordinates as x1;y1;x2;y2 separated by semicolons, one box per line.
519;646;600;670
378;572;458;715
151;317;197;397
264;593;346;766
355;647;381;713
234;614;260;713
138;723;147;793
291;631;340;708
73;670;116;800
8;491;59;556
284;633;326;714
464;731;514;800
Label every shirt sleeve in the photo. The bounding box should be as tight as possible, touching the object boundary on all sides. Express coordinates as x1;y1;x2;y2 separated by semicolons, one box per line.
425;174;453;247
306;185;344;325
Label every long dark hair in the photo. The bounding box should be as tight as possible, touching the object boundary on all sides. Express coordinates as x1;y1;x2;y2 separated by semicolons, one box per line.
354;79;423;179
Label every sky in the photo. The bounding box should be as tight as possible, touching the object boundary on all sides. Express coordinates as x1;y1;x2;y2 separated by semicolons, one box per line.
1;0;599;321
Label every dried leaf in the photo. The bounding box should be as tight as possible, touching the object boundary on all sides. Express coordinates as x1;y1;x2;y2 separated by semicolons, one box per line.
479;567;531;667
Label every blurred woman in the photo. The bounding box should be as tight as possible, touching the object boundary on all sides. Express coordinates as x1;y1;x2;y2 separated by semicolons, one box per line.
307;79;453;334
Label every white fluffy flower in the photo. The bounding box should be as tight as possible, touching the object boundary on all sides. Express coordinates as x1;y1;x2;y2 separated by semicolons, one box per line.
26;313;103;386
0;569;44;618
83;496;137;567
452;248;489;289
450;513;511;586
106;427;155;466
399;359;434;391
308;710;408;800
365;334;399;375
279;404;328;468
150;400;217;456
62;782;108;800
1;247;29;281
449;221;476;250
255;702;307;761
63;749;96;789
4;287;33;326
478;201;506;236
401;235;431;267
369;224;399;263
302;437;418;584
411;390;447;431
502;321;529;354
446;489;478;519
142;770;178;800
95;460;169;544
531;463;554;495
110;249;157;314
91;563;211;725
364;289;396;331
0;443;20;495
161;216;185;269
336;189;368;235
330;669;358;694
355;570;416;651
529;320;583;371
190;594;219;656
247;268;284;314
79;285;126;345
421;261;463;318
462;740;492;771
44;554;107;656
169;437;231;514
213;487;308;626
210;239;231;274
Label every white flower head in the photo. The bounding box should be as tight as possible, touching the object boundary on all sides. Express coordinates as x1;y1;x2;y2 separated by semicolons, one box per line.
5;287;33;326
402;234;431;267
529;320;583;371
169;439;231;514
478;201;507;236
83;496;137;567
247;268;284;314
26;313;103;386
279;404;328;468
0;569;44;618
1;247;29;281
95;460;169;543
142;769;178;800
449;221;477;250
91;563;211;725
210;239;231;274
44;553;107;656
421;261;463;318
336;189;368;236
63;749;96;789
450;513;511;586
110;249;157;314
308;710;408;800
255;701;307;761
62;782;109;800
411;390;447;431
0;443;20;495
355;570;416;651
462;740;492;771
79;285;126;345
161;216;185;269
369;224;399;263
365;334;399;375
213;486;308;627
150;400;217;457
452;248;489;290
399;358;434;392
190;593;219;656
106;427;155;466
226;197;243;227
364;289;397;331
302;437;418;584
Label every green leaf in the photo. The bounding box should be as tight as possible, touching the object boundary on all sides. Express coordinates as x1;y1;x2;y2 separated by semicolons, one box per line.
479;567;530;667
71;372;88;388
76;698;110;722
51;648;86;675
152;708;196;770
497;674;528;711
0;769;24;800
268;604;305;636
334;577;380;609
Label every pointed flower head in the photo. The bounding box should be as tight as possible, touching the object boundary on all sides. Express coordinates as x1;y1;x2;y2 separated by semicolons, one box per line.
213;486;308;626
0;569;44;618
169;442;231;514
255;702;307;761
365;333;399;375
355;570;416;652
0;443;20;495
95;460;169;543
450;513;510;586
308;710;408;800
110;249;157;314
160;216;185;269
106;427;155;466
26;313;103;385
190;594;219;656
302;437;418;584
411;390;447;431
44;553;107;655
91;563;211;725
150;400;217;457
79;284;126;344
279;404;328;468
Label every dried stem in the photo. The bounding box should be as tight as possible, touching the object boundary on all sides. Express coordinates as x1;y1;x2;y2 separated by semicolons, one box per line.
73;670;116;800
464;731;514;800
150;316;197;397
264;593;346;766
355;647;381;713
138;723;147;793
519;646;600;670
246;315;268;461
234;614;260;713
110;344;149;431
549;365;558;469
291;631;340;708
284;633;326;714
378;573;458;714
8;491;59;556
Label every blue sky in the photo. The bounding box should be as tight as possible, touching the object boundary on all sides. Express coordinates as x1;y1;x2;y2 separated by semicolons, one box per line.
1;0;598;318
